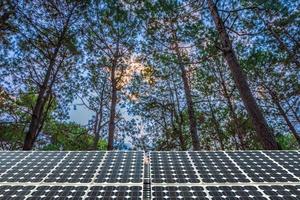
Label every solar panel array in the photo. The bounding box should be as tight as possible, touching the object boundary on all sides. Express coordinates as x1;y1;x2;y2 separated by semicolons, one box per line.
0;151;144;199
0;150;299;199
150;151;300;199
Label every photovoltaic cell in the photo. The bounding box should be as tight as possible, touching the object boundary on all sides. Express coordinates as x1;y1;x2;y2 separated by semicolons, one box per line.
189;151;250;183
263;151;300;179
227;151;298;182
259;185;300;200
45;152;104;183
150;152;199;183
207;186;267;200
0;152;29;175
0;152;66;182
1;151;300;199
27;186;87;200
0;185;34;200
152;186;208;200
95;151;144;183
86;186;143;200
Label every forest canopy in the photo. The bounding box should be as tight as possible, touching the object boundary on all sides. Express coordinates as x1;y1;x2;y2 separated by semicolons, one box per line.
0;0;299;151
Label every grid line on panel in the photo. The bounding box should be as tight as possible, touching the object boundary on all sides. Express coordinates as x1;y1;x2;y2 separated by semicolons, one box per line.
40;151;70;183
189;151;250;183
26;185;87;200
0;185;35;200
262;151;300;180
95;151;144;183
186;151;212;199
150;151;199;184
24;152;70;200
205;185;270;200
0;151;33;180
262;151;300;182
44;151;106;183
82;151;107;199
223;151;253;182
259;184;300;200
226;151;298;183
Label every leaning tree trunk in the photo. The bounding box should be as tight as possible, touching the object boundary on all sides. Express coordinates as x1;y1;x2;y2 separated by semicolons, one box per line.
171;28;201;150
207;0;279;150
23;90;47;150
107;65;117;151
270;91;300;145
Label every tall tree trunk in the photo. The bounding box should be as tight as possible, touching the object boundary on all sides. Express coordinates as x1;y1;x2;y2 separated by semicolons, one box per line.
207;0;279;150
107;65;117;150
23;89;48;150
171;30;200;150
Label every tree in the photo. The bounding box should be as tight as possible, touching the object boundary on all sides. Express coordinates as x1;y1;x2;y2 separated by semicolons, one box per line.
85;0;139;150
207;0;279;149
140;0;203;150
8;0;86;150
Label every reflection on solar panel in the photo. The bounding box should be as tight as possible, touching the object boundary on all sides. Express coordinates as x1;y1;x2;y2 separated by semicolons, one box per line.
0;150;299;199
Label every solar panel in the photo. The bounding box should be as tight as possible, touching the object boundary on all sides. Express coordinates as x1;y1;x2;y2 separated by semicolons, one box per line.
263;151;300;179
152;186;209;200
150;152;199;183
227;151;298;182
27;186;87;199
0;185;34;199
86;186;142;200
1;150;300;199
45;152;104;183
259;185;300;199
95;151;144;183
189;151;250;183
0;152;66;182
0;152;30;175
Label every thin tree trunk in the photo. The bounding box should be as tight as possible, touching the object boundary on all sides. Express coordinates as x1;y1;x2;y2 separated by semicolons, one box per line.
179;64;200;150
207;96;225;150
217;64;246;149
207;0;279;150
93;112;100;150
171;30;200;150
270;92;300;145
107;65;117;150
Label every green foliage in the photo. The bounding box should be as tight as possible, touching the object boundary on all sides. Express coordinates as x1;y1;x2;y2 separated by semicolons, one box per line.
43;121;107;150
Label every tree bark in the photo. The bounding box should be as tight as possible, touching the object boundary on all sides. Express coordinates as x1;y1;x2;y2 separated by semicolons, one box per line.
207;0;279;150
107;64;117;150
